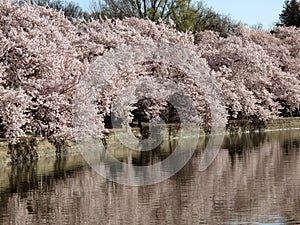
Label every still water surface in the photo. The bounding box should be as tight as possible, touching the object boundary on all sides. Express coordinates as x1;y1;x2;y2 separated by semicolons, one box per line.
0;129;300;224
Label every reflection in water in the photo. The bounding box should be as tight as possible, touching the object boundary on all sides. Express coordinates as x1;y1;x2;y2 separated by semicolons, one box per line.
0;129;300;224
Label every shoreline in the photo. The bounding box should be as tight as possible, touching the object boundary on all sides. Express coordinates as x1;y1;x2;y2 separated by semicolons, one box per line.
0;118;300;166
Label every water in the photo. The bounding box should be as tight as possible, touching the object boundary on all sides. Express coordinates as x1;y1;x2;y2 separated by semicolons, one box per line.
0;129;300;224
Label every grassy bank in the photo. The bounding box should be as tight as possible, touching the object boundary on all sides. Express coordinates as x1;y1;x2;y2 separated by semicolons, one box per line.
227;117;300;133
0;118;299;166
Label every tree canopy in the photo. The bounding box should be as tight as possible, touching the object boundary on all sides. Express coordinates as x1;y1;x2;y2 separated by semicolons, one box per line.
20;0;239;35
90;0;239;35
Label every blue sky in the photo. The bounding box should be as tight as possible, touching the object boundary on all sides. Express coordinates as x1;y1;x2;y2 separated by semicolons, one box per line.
73;0;285;29
203;0;285;29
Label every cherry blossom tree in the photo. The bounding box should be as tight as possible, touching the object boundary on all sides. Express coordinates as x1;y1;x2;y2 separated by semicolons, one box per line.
197;27;300;120
0;2;217;159
0;1;85;153
1;1;300;163
73;18;222;137
235;26;300;112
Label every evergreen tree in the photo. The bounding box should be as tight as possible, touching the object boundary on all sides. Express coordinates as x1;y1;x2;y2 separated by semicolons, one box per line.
279;0;300;27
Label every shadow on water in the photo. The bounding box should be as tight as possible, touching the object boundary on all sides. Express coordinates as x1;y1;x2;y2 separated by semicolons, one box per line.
0;128;300;224
0;155;87;224
222;132;267;166
1;155;86;193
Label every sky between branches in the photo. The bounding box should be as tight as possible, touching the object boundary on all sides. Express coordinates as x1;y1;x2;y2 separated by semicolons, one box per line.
73;0;285;29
